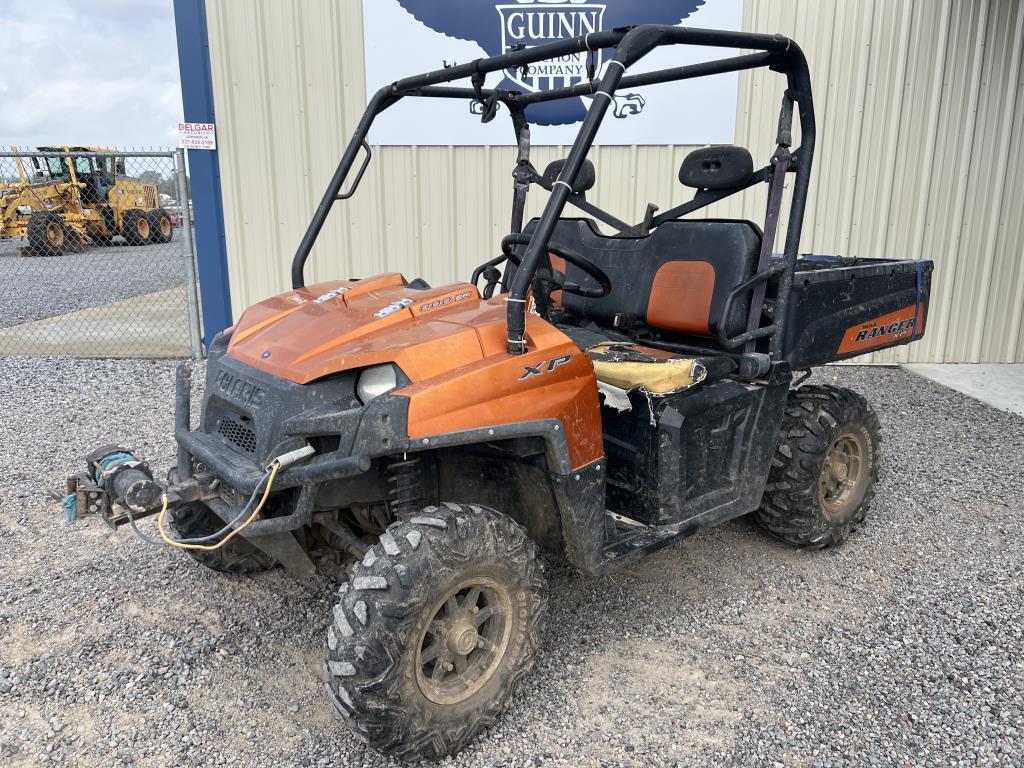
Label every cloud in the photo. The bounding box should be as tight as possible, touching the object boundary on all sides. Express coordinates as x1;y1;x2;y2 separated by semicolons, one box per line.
0;0;183;149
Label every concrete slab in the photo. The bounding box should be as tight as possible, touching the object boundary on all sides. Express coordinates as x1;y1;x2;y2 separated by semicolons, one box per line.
0;287;191;358
902;363;1024;417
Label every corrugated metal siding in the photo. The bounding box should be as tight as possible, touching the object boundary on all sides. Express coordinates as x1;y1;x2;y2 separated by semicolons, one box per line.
205;0;1024;363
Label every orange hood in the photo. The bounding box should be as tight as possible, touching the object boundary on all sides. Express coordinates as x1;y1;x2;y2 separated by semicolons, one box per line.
225;273;604;470
227;273;516;384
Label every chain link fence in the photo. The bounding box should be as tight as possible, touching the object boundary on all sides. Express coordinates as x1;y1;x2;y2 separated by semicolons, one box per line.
0;148;201;359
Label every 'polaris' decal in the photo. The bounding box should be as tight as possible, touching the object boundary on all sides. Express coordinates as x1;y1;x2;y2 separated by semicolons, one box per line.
374;298;414;318
518;355;571;380
214;370;266;407
837;306;918;354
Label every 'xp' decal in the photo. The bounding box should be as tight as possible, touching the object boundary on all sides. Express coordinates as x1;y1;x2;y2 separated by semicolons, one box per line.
395;0;707;125
519;354;572;380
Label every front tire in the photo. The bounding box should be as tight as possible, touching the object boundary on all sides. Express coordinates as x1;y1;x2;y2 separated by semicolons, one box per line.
27;211;67;256
326;502;546;761
169;502;278;574
122;209;151;245
756;385;881;548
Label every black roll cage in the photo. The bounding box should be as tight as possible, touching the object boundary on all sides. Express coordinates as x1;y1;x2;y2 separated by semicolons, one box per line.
291;24;815;358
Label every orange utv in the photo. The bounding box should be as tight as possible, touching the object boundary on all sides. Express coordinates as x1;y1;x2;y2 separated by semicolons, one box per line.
70;25;933;761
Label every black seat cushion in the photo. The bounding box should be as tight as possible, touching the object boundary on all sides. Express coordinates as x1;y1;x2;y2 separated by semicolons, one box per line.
521;218;762;338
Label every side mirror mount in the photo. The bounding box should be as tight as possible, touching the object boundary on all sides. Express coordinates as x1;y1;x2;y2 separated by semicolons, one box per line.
679;146;754;190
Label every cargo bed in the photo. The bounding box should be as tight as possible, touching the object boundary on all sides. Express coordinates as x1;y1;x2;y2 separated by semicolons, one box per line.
774;255;933;369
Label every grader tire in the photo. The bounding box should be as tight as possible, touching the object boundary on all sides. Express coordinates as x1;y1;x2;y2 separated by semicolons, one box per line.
756;385;882;548
169;502;278;574
326;502;546;761
27;211;68;256
122;209;152;246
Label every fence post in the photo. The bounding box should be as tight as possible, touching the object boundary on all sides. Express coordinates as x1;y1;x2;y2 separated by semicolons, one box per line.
176;148;204;361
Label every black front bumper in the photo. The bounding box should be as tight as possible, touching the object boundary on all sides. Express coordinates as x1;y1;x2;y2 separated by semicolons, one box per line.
173;345;409;499
173;352;375;495
175;429;371;494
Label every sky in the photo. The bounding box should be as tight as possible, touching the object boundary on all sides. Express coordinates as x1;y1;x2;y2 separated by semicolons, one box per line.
0;0;183;150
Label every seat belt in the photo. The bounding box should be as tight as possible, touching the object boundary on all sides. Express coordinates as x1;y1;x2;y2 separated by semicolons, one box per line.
744;148;791;354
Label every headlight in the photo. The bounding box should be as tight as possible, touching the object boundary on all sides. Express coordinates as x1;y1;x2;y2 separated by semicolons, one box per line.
356;364;398;403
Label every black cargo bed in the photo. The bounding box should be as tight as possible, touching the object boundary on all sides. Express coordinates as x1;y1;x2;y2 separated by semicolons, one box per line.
776;255;933;369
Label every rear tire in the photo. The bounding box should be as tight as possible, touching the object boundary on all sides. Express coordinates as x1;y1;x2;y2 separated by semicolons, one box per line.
148;208;173;243
122;209;151;246
756;385;881;548
169;502;278;574
27;211;67;256
326;502;546;761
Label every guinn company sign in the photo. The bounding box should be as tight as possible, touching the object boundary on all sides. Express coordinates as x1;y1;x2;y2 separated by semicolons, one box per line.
362;0;743;145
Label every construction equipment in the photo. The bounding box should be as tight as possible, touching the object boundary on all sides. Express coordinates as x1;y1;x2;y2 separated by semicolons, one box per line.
68;25;933;761
0;147;173;255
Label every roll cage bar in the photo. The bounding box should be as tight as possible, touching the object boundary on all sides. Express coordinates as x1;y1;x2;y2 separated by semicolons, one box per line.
292;24;815;358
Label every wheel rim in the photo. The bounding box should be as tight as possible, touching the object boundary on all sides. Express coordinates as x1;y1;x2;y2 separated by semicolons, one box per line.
415;576;513;705
137;218;150;239
159;216;171;237
818;429;868;521
46;222;64;248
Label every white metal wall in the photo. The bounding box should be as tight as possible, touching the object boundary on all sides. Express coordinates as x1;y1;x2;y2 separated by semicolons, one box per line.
205;0;1024;363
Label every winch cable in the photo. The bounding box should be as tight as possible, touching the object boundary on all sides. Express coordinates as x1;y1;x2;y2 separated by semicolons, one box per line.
119;461;280;551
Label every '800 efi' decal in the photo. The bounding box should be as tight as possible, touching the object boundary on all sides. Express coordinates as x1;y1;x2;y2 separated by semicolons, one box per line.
417;290;473;314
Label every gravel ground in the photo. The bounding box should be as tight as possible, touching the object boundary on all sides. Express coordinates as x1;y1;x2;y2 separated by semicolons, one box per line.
0;359;1021;767
0;238;187;328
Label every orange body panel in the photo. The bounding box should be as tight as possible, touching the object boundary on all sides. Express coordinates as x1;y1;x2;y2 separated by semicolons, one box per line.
227;274;605;469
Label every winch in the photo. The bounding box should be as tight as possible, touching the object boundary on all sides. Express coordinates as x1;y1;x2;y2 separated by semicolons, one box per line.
65;446;162;525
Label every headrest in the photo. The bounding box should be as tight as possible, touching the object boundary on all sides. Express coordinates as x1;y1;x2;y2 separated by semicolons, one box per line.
542;158;596;194
679;146;754;190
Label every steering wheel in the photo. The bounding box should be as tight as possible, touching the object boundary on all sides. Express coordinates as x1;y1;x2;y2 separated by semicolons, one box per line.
501;234;611;299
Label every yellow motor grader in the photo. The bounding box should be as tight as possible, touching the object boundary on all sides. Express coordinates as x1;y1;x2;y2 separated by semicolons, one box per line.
0;147;173;256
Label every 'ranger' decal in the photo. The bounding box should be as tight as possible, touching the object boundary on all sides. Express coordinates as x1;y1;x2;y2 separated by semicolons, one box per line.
837;306;919;354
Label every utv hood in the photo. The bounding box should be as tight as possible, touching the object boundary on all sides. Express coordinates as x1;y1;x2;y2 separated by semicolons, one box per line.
226;273;510;385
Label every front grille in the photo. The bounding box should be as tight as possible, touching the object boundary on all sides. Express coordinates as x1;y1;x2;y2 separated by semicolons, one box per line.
217;413;257;455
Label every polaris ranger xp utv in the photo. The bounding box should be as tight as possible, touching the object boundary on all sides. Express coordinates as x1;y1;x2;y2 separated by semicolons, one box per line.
69;24;933;761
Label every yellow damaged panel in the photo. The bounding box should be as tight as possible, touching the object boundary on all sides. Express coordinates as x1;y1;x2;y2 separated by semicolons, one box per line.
588;344;706;395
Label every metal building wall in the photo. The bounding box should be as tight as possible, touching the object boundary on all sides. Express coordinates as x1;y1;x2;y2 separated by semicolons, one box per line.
205;0;1024;363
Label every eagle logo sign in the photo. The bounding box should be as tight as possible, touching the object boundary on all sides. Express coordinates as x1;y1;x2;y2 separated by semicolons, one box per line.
394;0;706;125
